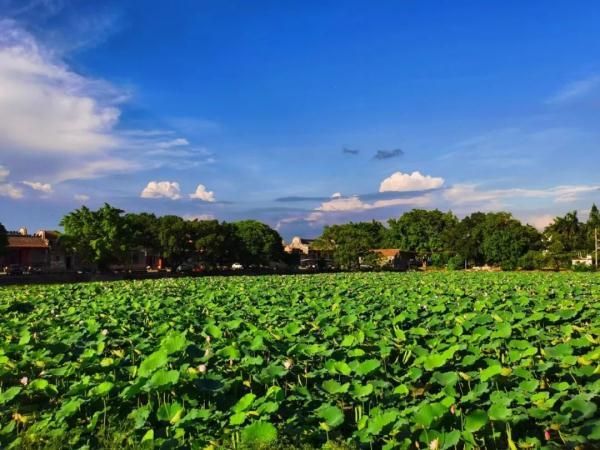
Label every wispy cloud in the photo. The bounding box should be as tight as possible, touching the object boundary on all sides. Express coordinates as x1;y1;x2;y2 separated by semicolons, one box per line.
547;75;600;104
374;148;403;160
342;147;359;155
22;180;52;193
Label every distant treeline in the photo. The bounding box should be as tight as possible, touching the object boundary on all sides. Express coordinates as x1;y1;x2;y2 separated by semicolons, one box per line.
312;206;599;270
1;203;598;271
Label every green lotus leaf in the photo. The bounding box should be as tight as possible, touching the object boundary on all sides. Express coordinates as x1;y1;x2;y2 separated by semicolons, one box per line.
157;402;184;424
317;404;344;428
354;359;381;376
241;421;277;445
465;409;488;432
138;349;168;378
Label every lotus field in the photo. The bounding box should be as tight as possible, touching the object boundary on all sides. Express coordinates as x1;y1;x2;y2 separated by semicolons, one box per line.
2;273;600;449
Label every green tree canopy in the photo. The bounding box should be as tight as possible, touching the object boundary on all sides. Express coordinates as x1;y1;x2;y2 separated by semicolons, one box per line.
59;204;132;270
313;222;382;270
386;209;458;254
189;220;241;268
232;220;284;266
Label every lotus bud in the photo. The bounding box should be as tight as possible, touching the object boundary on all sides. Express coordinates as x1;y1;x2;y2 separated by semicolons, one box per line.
20;376;28;386
198;364;207;374
101;329;108;336
283;359;293;370
544;430;551;441
450;404;456;415
429;438;439;450
206;335;211;343
204;348;212;358
229;359;234;367
415;441;420;449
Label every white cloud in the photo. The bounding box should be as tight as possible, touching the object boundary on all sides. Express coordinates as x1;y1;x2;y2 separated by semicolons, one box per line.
0;183;23;199
547;75;600;104
0;20;121;155
22;180;52;193
74;194;90;201
331;192;342;198
157;138;189;149
523;214;555;231
444;184;600;207
317;194;431;212
183;214;216;221
141;181;182;200
0;165;9;181
379;171;445;193
189;184;216;202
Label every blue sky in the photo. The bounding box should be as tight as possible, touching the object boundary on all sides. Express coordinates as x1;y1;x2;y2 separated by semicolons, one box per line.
0;0;599;239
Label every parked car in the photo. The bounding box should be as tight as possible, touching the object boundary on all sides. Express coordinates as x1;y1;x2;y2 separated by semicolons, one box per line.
231;263;244;270
176;262;195;273
7;264;23;275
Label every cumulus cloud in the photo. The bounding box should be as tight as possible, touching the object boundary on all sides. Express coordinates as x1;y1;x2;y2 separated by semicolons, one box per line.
189;184;216;202
379;171;445;192
22;180;52;193
141;181;182;200
331;192;342;198
374;148;403;160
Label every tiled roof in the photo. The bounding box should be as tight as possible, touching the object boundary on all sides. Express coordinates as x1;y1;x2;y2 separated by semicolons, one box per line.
8;236;49;249
372;249;400;257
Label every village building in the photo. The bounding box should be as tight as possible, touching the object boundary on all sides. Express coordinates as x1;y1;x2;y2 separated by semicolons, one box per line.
1;228;50;270
367;249;416;270
284;236;332;269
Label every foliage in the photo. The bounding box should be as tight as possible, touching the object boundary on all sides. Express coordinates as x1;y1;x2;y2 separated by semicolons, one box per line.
518;250;547;270
0;222;7;257
313;223;381;270
3;273;600;448
446;255;464;270
59;204;132;270
233;220;284;266
386;209;457;254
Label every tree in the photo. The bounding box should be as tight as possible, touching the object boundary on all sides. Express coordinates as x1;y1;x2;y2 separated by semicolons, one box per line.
189;220;241;268
544;211;586;268
313;222;381;270
0;222;8;258
60;204;132;270
445;212;541;268
585;204;600;253
233;220;284;266
155;215;194;267
386;209;458;255
126;213;160;252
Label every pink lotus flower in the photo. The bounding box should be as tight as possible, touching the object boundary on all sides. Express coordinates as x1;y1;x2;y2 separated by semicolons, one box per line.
544;430;551;441
429;438;439;450
20;376;28;386
198;364;207;374
450;404;456;415
283;359;293;370
101;329;108;336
